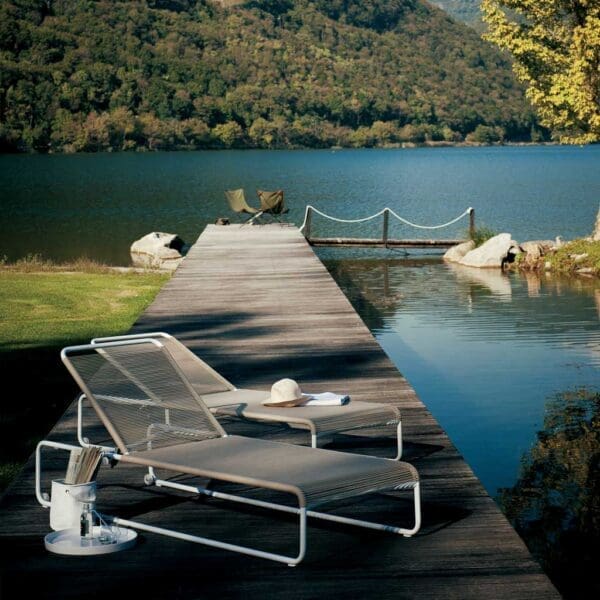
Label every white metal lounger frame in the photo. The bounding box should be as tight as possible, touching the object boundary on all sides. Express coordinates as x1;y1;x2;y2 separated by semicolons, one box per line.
42;339;421;566
86;332;403;459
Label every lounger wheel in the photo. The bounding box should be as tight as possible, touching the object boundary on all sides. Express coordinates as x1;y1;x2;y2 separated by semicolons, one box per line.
144;473;157;486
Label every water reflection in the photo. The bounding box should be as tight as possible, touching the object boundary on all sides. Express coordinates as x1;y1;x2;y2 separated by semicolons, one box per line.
324;255;600;599
446;262;512;300
325;257;600;355
324;256;600;482
499;388;600;599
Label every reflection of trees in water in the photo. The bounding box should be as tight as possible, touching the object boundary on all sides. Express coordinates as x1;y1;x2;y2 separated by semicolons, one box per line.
499;388;600;599
323;259;404;331
324;257;600;342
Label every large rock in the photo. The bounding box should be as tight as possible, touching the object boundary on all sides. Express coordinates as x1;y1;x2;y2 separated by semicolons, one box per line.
524;240;556;252
458;233;519;268
518;240;561;268
443;240;475;263
520;241;545;260
130;232;186;271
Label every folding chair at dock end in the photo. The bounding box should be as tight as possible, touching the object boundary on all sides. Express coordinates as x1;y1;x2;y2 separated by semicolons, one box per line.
257;189;288;222
224;188;263;224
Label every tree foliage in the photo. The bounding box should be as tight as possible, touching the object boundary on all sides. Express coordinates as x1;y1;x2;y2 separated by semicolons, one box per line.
0;0;539;152
499;388;600;597
482;0;600;143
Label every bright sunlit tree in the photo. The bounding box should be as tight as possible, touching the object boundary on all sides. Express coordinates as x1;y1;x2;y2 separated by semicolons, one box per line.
481;0;600;143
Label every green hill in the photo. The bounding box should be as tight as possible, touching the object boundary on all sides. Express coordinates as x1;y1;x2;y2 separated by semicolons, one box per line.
0;0;539;152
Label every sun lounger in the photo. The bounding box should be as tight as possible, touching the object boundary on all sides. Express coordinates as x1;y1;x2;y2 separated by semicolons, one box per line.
46;338;421;564
85;332;403;459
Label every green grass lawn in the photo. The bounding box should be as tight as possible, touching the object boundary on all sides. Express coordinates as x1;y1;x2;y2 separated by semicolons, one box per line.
0;267;169;492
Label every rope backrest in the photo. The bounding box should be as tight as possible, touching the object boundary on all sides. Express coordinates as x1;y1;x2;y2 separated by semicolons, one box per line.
91;332;234;396
62;340;226;454
143;334;235;396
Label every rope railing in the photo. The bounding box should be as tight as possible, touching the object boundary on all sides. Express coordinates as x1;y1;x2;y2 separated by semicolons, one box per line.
299;205;474;234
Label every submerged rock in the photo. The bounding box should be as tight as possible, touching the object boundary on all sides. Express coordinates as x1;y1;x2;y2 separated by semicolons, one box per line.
130;232;187;271
443;240;475;263
458;233;519;268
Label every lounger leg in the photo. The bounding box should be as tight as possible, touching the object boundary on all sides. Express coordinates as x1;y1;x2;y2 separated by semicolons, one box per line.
313;420;402;459
107;496;307;566
150;476;420;543
408;481;422;537
308;482;421;537
392;421;403;461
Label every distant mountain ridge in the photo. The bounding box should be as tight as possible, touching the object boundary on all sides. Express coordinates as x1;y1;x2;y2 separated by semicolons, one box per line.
0;0;539;152
431;0;482;29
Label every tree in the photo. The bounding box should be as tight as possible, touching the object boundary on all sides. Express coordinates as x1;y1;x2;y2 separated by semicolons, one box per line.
213;121;244;148
466;124;505;143
481;0;600;143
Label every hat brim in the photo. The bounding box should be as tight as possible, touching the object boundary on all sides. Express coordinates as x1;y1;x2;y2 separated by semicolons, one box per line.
261;393;310;407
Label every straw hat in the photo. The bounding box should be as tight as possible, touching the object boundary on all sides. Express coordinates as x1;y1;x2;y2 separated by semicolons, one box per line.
262;378;308;407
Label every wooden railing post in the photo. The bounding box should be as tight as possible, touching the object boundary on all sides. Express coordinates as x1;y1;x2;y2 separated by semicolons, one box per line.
304;206;312;241
382;208;389;246
469;207;475;239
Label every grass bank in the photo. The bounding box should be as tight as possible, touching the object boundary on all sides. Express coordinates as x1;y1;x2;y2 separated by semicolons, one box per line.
546;239;600;275
514;239;600;276
0;259;169;492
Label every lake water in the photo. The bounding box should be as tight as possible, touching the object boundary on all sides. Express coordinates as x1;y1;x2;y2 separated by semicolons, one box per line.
323;256;600;494
1;146;599;264
2;146;599;594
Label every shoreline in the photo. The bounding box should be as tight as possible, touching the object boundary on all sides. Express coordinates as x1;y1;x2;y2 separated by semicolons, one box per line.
0;140;577;156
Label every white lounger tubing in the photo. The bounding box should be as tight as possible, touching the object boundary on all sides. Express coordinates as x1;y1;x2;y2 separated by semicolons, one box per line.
144;471;421;537
35;439;306;565
36;439;419;565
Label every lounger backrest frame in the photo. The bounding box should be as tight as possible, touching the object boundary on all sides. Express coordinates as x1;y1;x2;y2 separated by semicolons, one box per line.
91;332;235;395
61;339;227;455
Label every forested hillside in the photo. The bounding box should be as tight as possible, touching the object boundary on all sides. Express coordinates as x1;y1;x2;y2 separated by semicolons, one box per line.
431;1;482;29
0;0;540;152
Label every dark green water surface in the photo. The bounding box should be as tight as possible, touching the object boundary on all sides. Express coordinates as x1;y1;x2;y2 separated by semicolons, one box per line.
1;145;599;263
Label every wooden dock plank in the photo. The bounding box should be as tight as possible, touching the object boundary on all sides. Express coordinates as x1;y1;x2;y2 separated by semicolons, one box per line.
0;224;558;599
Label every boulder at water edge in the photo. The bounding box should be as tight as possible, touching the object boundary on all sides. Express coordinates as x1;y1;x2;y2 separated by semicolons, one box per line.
458;233;520;268
130;232;187;271
518;240;556;267
443;240;475;263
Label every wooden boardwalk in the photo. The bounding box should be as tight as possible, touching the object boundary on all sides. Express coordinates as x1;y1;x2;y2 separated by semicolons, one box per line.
0;225;559;599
